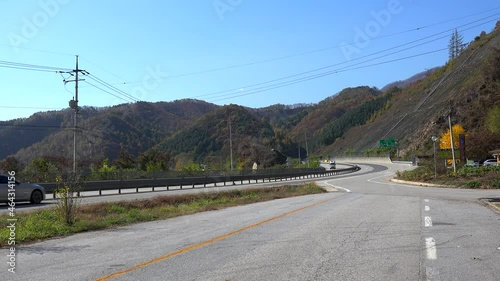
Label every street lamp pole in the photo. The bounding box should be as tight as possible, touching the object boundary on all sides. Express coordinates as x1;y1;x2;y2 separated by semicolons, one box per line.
431;136;438;178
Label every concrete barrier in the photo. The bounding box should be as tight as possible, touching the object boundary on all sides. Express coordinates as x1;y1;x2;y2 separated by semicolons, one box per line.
335;157;392;164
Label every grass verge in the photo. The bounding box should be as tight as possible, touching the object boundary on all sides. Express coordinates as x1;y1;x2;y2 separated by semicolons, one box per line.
0;183;325;247
395;165;500;189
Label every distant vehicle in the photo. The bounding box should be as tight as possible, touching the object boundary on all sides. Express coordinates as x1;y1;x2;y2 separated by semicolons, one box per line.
483;159;499;166
466;161;479;167
0;174;46;204
319;160;336;170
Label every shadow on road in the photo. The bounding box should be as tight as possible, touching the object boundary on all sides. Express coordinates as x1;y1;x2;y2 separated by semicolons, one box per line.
0;201;56;212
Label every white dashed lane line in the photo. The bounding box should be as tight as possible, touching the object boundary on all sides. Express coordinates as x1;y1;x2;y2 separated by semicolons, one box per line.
425;237;437;260
423;199;438;280
425;216;433;227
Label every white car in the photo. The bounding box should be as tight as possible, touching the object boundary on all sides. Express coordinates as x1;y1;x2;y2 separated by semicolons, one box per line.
483;159;499;166
0;174;46;204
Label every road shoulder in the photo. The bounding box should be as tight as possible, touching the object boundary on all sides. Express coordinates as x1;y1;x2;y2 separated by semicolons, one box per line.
391;178;500;213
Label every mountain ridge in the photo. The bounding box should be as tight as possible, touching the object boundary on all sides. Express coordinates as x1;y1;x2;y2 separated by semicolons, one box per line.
2;23;500;171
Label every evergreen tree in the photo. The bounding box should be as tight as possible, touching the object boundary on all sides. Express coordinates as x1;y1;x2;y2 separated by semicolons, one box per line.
114;147;136;169
486;107;500;136
448;29;465;60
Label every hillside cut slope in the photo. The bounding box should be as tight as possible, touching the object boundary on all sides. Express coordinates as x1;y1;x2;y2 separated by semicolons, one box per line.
328;23;500;155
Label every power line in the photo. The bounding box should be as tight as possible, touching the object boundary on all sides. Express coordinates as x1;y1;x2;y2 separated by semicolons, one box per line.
201;15;499;100
210;48;448;102
85;74;140;102
0;124;71;131
0;43;74;56
0;105;63;110
0;60;71;73
0;9;497;109
79;56;127;82
111;8;500;86
201;16;498;102
83;81;135;103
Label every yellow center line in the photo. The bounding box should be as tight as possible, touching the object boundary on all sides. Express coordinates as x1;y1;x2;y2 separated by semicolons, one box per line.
95;197;335;281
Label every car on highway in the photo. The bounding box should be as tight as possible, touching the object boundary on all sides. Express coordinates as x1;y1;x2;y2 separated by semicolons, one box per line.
466;160;479;167
319;160;336;170
0;174;46;204
482;159;499;166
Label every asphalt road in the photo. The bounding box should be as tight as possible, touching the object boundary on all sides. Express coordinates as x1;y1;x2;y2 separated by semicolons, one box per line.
0;164;364;214
1;162;499;281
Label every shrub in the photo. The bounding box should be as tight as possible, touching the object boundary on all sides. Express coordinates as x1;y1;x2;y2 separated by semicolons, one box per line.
396;166;434;181
491;180;500;189
55;177;81;226
465;180;481;189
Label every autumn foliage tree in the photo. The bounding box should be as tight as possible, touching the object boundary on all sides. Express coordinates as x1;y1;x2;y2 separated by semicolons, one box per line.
0;156;22;172
439;124;466;149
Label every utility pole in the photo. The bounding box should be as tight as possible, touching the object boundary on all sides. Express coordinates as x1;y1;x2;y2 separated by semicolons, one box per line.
229;116;233;171
298;142;301;169
63;55;86;174
304;132;309;168
431;136;438;178
448;114;457;173
73;56;79;174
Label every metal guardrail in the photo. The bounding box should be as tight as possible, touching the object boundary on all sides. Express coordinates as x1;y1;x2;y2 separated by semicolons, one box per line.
40;165;360;197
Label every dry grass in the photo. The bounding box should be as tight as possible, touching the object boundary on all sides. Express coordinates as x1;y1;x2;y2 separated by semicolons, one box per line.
0;184;325;247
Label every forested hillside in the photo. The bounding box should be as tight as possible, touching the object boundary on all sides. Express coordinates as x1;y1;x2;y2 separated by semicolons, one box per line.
327;23;500;158
156;105;277;169
2;24;500;173
0;110;70;160
289;86;382;148
6;99;218;166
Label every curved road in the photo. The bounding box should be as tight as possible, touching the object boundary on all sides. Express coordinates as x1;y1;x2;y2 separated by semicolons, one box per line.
1;162;499;280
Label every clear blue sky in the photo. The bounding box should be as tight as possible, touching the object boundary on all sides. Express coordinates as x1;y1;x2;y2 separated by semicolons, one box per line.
1;0;499;121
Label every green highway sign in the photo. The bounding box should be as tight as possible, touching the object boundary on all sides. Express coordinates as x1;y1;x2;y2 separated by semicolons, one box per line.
379;138;396;148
